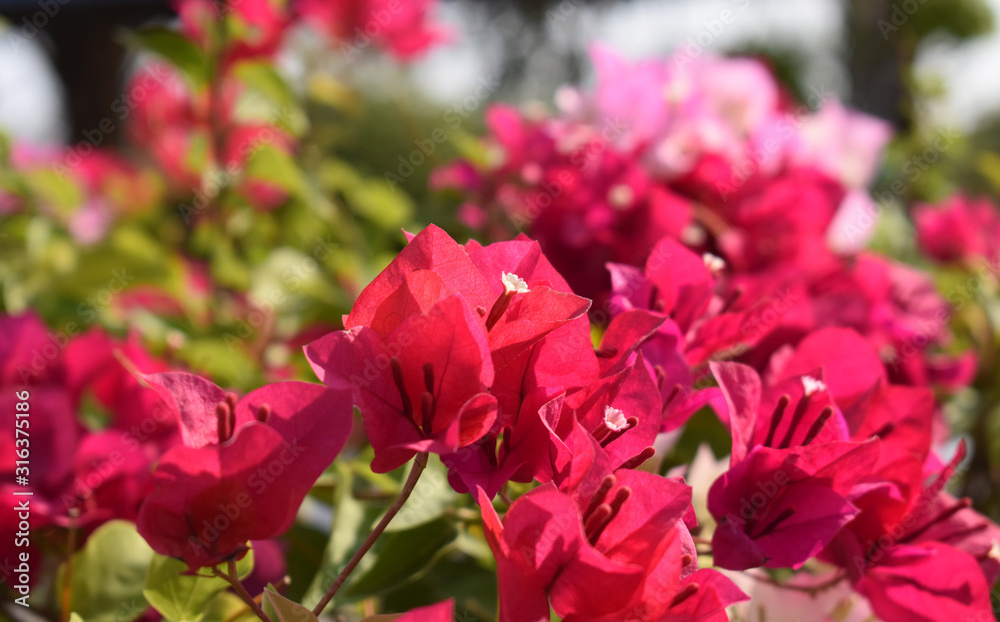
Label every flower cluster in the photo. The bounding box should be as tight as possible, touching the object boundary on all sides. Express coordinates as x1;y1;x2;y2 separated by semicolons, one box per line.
4;14;1000;617
0;314;175;577
433;46;891;301
305;224;750;619
422;45;998;620
302;220;1000;620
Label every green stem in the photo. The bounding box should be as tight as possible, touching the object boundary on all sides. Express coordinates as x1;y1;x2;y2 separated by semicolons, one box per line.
311;452;429;615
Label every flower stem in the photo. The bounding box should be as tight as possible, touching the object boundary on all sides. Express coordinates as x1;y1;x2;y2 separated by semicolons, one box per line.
60;509;80;622
746;569;845;595
311;451;429;615
214;560;273;622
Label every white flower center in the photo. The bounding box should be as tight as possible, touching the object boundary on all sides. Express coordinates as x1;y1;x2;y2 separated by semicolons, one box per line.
501;272;530;294
802;376;827;396
702;253;726;274
603;406;628;432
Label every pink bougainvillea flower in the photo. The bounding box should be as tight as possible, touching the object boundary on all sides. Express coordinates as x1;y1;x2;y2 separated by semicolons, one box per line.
176;0;288;67
462;235;594;416
59;328;176;527
579;44;671;153
295;0;450;60
306;293;498;473
307;226;591;475
0;314;79;499
444;386;567;498
786;100;893;190
369;599;454;621
856;541;994;622
707;362;879;570
846;255;976;389
556;356;661;473
64;328;177;444
768;327;885;412
126;59;295;212
478;470;746;622
136;373;352;568
687;166;845;276
441;103;694;303
821;438;1000;621
0;314;174;580
907;492;1000;585
914;194;1000;265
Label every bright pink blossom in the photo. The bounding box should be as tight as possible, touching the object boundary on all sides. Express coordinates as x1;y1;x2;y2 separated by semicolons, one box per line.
296;0;449;60
136;373;352;568
707;361;879;570
306;226;591;475
915;194;1000;265
478;471;746;622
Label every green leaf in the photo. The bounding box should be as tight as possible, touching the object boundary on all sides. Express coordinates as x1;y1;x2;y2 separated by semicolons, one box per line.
262;588;319;622
381;556;497;620
306;74;362;114
121;27;209;88
381;455;456;532
349;179;414;230
177;337;258;389
201;592;260;622
57;520;154;622
977;151;1000;193
233;61;305;135
143;548;254;622
343;518;458;598
243;143;305;198
21;167;84;215
303;463;379;608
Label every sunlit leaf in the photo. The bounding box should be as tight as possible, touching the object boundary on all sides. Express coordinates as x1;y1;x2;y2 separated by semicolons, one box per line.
57;520;154;622
143;548;254;622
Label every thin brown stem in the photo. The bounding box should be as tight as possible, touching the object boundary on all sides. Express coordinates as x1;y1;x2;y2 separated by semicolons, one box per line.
213;560;273;622
746;569;846;595
221;576;289;622
60;509;80;622
498;483;513;507
311;451;429;615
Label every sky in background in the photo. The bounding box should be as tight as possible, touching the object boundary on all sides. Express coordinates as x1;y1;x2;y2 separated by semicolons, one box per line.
1;0;999;144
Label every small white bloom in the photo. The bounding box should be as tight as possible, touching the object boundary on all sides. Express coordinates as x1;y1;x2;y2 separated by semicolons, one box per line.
608;184;634;209
801;376;827;396
988;540;1000;563
501;272;530;294
702;253;726;274
603;406;628;432
681;223;707;246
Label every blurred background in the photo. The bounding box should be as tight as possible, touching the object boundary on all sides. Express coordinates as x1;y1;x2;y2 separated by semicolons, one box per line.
3;0;1000;185
0;0;1000;144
